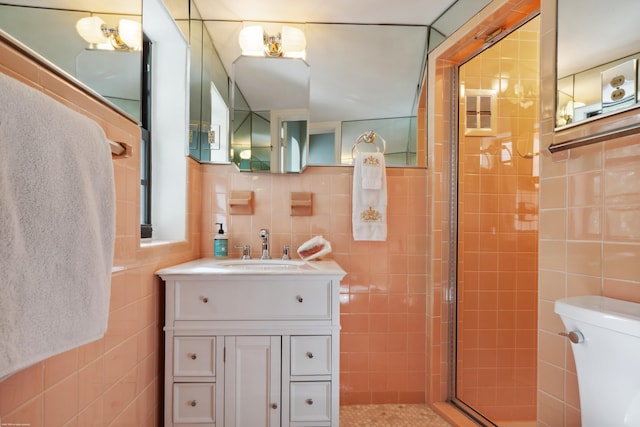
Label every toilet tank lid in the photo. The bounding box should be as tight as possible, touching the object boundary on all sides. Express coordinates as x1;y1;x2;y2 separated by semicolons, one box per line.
555;296;640;338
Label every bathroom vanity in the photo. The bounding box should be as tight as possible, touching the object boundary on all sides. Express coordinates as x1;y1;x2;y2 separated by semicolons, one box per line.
157;258;346;427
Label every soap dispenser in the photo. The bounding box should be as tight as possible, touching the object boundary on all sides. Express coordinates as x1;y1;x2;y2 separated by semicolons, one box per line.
214;223;228;258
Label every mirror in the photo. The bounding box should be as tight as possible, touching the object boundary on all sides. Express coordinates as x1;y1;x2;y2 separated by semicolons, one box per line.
0;1;143;121
231;56;310;173
555;0;640;129
166;0;232;163
176;0;495;169
210;21;425;170
181;12;430;169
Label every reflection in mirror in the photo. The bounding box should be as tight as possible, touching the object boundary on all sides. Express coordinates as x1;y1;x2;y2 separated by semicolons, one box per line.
176;1;231;164
205;19;427;169
555;0;640;128
231;56;310;173
0;1;142;120
340;117;416;166
180;0;500;169
427;0;491;52
309;122;341;166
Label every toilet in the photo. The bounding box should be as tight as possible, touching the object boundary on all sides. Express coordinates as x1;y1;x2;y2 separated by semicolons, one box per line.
554;295;640;427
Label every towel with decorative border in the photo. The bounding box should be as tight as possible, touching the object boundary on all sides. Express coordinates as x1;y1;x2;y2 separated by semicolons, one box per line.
0;72;115;379
352;152;387;241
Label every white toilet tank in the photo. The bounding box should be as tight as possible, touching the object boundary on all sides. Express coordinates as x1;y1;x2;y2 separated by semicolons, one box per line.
554;295;640;427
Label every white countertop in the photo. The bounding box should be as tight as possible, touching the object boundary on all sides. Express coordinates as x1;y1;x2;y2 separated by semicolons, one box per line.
156;257;346;278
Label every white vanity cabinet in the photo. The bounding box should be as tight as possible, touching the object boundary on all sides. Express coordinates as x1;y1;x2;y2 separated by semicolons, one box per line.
157;259;345;427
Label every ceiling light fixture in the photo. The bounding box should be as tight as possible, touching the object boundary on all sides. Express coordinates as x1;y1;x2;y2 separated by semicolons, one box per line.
238;25;306;59
76;16;142;51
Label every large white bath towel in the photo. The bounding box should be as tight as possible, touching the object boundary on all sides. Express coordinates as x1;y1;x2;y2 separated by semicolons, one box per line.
0;72;115;379
352;152;387;241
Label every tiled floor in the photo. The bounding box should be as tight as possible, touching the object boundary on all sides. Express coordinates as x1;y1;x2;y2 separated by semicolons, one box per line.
340;404;452;426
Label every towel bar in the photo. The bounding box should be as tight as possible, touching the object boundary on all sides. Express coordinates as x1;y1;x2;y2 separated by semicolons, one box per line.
109;140;129;157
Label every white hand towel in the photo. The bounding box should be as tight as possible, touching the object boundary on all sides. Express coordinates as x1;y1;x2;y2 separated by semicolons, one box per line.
352;152;387;241
360;152;384;189
0;72;115;379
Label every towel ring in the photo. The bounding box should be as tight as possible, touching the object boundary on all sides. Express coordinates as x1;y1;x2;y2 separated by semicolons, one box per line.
352;130;386;159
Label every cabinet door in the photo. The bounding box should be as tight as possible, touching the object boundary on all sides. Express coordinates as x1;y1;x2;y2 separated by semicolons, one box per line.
224;336;281;427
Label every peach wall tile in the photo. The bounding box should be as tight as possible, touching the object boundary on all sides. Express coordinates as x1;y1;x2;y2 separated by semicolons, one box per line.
539;177;566;208
77;358;104;412
567;171;602;207
538;270;567;301
603;243;640;281
537;390;565;427
538;361;563;399
605;205;640;241
44;373;78;427
43;349;78;389
0;363;44;416
603;279;640;303
567;143;603;174
1;395;44;427
566;273;601;297
539;239;566;271
568;206;602;240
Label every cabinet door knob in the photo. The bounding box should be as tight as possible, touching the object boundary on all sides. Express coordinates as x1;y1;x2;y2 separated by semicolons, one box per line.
189;400;197;407
271;403;278;410
306;351;314;359
201;296;209;303
190;353;197;360
296;295;303;303
306;398;314;405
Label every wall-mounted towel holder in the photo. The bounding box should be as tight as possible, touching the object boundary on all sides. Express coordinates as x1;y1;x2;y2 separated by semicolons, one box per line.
229;190;254;215
109;139;130;157
351;130;386;159
291;192;312;216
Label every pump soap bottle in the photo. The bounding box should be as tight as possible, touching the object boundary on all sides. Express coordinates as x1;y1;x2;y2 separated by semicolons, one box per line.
214;223;228;258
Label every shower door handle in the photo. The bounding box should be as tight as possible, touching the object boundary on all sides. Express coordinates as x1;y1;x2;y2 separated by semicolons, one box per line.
558;330;584;344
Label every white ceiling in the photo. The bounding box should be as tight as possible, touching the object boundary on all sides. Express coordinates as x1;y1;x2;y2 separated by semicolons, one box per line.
193;0;459;123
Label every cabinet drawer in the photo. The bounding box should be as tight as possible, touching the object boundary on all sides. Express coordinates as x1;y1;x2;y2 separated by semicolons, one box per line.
291;336;331;375
174;337;216;377
173;383;215;424
290;381;331;422
174;280;331;320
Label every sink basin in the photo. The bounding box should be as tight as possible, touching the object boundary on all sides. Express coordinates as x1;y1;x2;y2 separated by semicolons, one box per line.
215;259;314;270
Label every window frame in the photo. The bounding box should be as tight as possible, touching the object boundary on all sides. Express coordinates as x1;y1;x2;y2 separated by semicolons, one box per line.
140;35;152;238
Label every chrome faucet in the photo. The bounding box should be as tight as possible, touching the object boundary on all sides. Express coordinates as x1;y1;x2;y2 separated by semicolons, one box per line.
259;228;271;259
234;244;251;260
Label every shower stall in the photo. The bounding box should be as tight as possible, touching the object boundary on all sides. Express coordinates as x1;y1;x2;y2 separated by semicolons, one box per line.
449;15;540;426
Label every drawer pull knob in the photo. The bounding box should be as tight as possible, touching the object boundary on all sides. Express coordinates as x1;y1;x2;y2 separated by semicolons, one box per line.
271;403;278;410
201;296;209;303
190;353;197;360
306;398;314;405
296;295;303;303
306;352;314;359
189;400;197;407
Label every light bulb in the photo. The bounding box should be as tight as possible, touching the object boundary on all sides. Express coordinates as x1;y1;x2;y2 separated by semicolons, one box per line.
239;25;265;56
76;16;108;45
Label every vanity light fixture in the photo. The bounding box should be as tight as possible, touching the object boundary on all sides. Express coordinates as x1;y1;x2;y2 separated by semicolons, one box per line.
238;25;306;59
76;16;142;51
